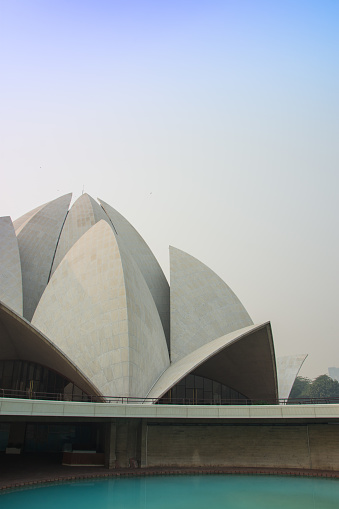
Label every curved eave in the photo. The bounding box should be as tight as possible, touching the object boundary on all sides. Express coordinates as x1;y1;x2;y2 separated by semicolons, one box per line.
147;322;278;402
0;300;103;400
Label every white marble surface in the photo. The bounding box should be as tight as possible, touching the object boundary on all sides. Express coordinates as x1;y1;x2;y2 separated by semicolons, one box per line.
51;194;110;275
99;199;170;347
0;217;23;314
115;235;170;397
170;246;253;362
15;194;72;321
277;354;308;400
33;220;169;398
147;324;267;400
13;202;46;235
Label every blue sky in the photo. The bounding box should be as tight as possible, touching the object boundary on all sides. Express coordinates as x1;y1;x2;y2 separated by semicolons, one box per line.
1;0;338;378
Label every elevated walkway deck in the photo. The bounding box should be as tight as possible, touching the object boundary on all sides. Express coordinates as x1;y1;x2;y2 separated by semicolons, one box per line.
1;397;339;422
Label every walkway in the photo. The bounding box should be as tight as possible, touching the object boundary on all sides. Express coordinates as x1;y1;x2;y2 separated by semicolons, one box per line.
2;397;339;421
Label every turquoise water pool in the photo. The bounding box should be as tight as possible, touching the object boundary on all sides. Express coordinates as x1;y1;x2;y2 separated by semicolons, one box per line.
1;474;339;509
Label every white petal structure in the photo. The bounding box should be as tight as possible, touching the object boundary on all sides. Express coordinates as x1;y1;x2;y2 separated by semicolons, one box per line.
32;220;169;398
51;193;110;275
13;202;47;235
99;199;170;347
0;192;300;404
277;354;308;400
15;194;72;321
0;301;100;397
147;323;277;402
0;217;22;315
170;246;253;362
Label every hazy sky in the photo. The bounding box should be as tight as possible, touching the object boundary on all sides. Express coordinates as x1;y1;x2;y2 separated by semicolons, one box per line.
1;1;338;379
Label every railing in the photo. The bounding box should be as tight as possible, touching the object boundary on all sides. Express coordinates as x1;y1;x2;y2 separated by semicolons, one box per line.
157;397;339;405
0;388;103;403
1;387;339;405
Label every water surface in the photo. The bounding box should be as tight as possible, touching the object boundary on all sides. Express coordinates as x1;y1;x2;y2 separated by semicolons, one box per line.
1;474;339;509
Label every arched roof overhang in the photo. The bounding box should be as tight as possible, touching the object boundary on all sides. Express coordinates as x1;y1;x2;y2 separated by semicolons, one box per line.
147;323;278;403
0;301;103;399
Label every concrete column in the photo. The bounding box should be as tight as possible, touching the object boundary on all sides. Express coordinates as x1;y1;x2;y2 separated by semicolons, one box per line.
104;419;117;469
140;419;148;468
115;418;129;468
126;418;141;468
113;418;142;468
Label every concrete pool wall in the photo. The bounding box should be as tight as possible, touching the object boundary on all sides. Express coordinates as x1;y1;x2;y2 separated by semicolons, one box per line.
2;399;339;472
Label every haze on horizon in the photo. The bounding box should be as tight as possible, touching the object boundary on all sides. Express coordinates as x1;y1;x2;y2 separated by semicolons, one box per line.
1;1;338;380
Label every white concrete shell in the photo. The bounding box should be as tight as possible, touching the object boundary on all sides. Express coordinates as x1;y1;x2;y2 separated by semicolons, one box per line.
99;199;170;347
170;246;253;362
0;301;101;397
51;193;110;275
32;220;169;399
115;233;170;397
147;323;278;402
0;217;23;315
277;354;308;400
15;194;72;321
0;192;290;405
13;202;47;235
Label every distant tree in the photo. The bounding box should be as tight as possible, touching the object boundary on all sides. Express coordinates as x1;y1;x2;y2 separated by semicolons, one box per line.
308;375;339;399
289;376;311;400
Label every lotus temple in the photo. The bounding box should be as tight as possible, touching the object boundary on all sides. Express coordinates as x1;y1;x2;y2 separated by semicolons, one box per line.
2;193;339;472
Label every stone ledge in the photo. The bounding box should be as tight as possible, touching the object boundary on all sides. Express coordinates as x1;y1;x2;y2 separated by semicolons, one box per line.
2;465;339;492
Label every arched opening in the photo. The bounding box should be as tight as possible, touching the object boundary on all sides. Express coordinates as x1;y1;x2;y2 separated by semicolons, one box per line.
0;360;91;401
159;373;249;404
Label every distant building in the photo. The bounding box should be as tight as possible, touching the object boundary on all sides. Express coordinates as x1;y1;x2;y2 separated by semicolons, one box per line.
328;367;339;382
